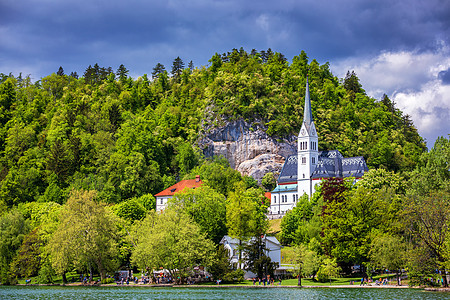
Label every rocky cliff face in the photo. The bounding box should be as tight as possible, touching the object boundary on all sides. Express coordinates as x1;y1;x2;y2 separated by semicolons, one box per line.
198;119;297;183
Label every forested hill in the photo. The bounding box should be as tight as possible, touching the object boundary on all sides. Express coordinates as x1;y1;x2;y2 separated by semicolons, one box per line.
0;49;425;207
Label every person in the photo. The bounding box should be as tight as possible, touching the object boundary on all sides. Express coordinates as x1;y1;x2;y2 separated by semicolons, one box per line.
360;278;364;286
279;278;282;285
253;278;256;285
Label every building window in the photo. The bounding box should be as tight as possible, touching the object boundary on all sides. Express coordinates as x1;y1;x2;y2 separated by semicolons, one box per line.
160;199;163;204
312;157;315;164
302;157;306;164
303;174;305;178
274;196;276;203
293;195;295;202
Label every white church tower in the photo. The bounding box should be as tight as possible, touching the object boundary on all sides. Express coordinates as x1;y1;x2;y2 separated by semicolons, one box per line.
297;77;318;197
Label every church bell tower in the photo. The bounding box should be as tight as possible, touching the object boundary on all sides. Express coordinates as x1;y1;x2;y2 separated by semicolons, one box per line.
297;77;318;197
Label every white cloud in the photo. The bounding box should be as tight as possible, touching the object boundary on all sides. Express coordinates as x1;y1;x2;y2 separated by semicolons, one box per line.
331;44;450;147
256;14;270;31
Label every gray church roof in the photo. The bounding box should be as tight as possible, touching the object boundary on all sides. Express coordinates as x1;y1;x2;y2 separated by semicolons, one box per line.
277;155;298;184
277;150;368;184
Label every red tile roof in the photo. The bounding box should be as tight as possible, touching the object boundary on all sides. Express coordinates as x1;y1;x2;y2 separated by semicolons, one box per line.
155;176;203;197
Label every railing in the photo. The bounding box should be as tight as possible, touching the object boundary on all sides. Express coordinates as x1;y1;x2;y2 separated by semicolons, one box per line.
267;213;284;220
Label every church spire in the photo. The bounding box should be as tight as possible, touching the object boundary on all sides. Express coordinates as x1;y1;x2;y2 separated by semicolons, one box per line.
303;76;313;125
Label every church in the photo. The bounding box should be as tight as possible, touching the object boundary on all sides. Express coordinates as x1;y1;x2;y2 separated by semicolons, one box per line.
269;78;369;217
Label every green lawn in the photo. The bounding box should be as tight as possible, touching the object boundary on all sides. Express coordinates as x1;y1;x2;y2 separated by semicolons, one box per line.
17;271;101;285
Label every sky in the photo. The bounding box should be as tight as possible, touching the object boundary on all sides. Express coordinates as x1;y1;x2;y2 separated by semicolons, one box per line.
1;0;449;148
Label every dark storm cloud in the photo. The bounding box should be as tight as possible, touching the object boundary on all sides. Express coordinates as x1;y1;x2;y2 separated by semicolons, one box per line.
1;0;448;78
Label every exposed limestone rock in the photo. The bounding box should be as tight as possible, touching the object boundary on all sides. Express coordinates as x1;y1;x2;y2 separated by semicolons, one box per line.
198;119;296;183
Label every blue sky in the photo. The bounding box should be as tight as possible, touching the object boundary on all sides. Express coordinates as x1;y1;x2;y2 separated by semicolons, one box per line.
1;0;449;148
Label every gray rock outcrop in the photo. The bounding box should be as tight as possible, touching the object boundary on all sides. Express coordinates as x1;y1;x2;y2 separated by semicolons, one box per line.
198;119;296;183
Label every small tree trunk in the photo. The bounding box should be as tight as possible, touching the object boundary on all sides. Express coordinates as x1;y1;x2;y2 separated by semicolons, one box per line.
89;265;93;282
297;275;302;286
442;269;448;287
397;271;401;286
238;240;242;269
100;269;106;282
62;272;67;284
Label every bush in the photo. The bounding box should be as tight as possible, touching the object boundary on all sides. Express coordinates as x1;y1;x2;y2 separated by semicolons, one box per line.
101;277;115;284
222;269;245;283
316;267;328;283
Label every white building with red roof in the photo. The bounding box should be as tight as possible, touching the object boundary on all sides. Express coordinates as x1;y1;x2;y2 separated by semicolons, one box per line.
155;175;203;211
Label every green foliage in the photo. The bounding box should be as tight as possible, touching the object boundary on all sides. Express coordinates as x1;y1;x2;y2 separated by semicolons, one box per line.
280;194;313;245
222;269;245;283
244;236;278;279
0;49;425;211
47;190;120;281
316;258;341;284
291;243;322;286
187;157;243;198
101;277;115;284
10;229;43;278
112;198;147;222
0;49;432;282
131;208;214;284
321;181;400;264
208;244;232;281
356;168;406;194
402;191;450;286
171;186;227;245
261;172;276;192
226;183;268;242
0;209;30;284
36;254;55;284
406;136;450;196
136;193;156;211
369;234;406;285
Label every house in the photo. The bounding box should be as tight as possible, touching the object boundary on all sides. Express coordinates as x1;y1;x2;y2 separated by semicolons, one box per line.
220;235;282;279
155;175;203;211
269;78;369;217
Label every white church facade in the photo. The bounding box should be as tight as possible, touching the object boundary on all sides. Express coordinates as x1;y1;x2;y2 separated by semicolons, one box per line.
269;78;368;217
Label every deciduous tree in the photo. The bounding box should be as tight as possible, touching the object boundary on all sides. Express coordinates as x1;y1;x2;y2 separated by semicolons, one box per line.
48;190;119;281
131;208;214;284
171;186;227;245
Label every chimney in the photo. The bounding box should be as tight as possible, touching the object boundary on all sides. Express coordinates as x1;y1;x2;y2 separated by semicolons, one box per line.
195;175;200;182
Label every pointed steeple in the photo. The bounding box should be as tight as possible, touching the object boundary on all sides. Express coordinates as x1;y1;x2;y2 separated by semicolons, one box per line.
303;76;313;125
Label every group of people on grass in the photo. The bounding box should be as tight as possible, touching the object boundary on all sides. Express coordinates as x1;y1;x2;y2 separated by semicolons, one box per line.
360;277;391;286
251;276;282;286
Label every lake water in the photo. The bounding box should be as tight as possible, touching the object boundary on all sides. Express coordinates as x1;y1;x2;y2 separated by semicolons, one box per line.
1;286;449;300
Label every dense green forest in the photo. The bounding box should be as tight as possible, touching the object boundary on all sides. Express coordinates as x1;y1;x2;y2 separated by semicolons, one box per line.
1;49;447;286
0;49;425;209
